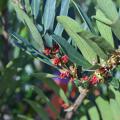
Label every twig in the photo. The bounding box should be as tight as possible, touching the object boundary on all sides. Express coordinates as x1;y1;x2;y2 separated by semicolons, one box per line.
64;89;88;120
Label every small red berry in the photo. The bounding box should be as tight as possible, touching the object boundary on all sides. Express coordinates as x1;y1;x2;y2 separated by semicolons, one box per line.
52;57;60;65
60;72;66;79
90;75;99;85
43;47;51;56
61;55;69;64
82;75;89;81
52;44;60;53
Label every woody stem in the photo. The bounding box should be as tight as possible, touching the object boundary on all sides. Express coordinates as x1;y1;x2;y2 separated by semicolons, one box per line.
64;89;88;120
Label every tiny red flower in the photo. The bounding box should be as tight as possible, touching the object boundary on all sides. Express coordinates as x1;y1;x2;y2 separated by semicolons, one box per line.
61;55;69;64
52;57;60;65
52;44;60;53
65;71;70;77
43;47;51;56
82;75;89;81
90;75;99;85
60;72;66;79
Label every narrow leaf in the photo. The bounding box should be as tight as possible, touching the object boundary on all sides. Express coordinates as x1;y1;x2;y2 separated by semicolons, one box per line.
95;9;114;48
54;0;70;35
12;2;44;50
42;0;56;33
95;97;113;120
32;86;57;113
72;0;96;34
52;35;92;69
32;73;69;104
25;100;49;120
97;0;119;21
31;0;41;19
57;16;107;63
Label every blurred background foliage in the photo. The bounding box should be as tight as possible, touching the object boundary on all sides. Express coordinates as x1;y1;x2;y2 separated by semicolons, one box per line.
1;0;120;120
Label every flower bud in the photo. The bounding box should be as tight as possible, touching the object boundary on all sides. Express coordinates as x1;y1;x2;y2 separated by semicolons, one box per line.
52;57;60;65
90;75;99;85
82;75;89;81
43;47;51;56
52;44;60;53
61;55;69;64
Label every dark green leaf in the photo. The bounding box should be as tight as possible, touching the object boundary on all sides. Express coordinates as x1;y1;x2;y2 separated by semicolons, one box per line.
32;72;69;104
25;100;49;120
110;78;119;89
10;32;55;68
32;86;57;114
72;0;96;34
12;2;44;50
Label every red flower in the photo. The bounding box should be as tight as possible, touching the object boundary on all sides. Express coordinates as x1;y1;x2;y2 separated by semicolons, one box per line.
43;47;51;56
60;72;66;79
52;57;60;65
90;75;99;85
65;71;70;77
61;55;69;64
52;44;60;53
82;75;89;81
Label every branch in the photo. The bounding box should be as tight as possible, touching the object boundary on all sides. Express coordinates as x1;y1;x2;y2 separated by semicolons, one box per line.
64;89;88;120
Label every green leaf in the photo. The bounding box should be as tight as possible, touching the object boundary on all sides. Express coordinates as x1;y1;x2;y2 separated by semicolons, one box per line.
110;78;119;89
80;116;87;120
95;97;113;120
57;16;107;63
11;32;55;68
109;86;120;108
109;99;120;120
25;100;49;120
79;32;108;60
0;0;8;12
52;35;92;69
57;16;97;63
24;0;31;14
54;0;70;35
72;0;96;34
12;2;44;50
94;9;120;41
31;0;41;19
42;0;56;33
84;100;100;120
97;0;119;21
111;19;120;40
18;115;34;120
93;9;112;25
32;86;57;114
78;30;114;54
95;10;114;48
32;72;69;104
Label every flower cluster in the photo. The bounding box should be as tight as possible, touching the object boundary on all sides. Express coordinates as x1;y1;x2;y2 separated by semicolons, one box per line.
43;45;120;91
43;45;74;80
